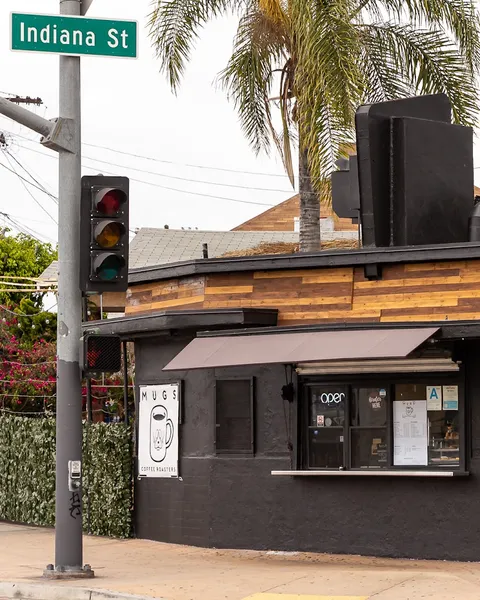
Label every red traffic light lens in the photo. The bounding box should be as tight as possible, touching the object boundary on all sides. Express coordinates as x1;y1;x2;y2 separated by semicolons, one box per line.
96;189;125;216
94;254;125;281
95;221;125;248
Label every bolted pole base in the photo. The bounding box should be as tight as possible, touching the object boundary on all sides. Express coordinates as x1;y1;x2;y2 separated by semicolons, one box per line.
43;564;95;579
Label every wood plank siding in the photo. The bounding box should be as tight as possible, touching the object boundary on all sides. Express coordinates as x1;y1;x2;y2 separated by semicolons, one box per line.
125;259;480;325
232;195;358;233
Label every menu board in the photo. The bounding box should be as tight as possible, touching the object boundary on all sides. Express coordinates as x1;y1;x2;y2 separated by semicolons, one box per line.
393;400;428;466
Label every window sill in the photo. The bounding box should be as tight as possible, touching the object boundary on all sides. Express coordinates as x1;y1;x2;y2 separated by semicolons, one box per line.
271;470;469;478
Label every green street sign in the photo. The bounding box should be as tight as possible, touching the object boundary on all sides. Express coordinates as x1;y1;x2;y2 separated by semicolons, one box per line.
10;12;137;58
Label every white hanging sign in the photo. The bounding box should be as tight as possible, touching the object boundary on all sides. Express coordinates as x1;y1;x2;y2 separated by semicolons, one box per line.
393;400;428;466
138;383;180;478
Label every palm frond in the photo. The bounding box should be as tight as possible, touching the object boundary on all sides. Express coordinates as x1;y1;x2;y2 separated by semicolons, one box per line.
360;23;479;126
148;0;235;92
278;60;295;184
258;0;289;28
218;8;286;157
363;0;480;73
290;0;363;192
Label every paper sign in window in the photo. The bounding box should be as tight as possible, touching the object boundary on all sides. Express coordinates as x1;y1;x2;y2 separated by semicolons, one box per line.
393;400;428;466
427;386;442;411
443;386;458;410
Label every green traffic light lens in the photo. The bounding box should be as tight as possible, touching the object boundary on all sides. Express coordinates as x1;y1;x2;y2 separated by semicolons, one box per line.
95;255;125;281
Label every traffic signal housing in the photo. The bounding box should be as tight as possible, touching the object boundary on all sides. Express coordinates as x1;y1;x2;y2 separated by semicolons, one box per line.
80;175;129;293
81;334;122;375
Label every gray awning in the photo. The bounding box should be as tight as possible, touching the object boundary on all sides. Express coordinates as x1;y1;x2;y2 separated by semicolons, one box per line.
162;327;439;371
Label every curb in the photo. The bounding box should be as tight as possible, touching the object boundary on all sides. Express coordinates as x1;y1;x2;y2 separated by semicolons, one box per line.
0;582;165;600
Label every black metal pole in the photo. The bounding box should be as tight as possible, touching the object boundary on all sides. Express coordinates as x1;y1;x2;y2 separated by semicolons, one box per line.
86;378;93;423
122;341;129;425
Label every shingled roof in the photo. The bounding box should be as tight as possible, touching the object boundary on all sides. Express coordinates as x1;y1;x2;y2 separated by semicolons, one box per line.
39;225;359;284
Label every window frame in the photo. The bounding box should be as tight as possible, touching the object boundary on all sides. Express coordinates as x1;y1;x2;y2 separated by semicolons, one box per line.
299;371;465;472
214;376;255;457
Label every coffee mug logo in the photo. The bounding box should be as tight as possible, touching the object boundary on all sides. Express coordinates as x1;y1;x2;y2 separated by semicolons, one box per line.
150;404;174;462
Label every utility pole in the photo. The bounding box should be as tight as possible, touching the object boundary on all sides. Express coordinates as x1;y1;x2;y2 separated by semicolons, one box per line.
2;0;135;578
0;0;92;579
49;0;88;577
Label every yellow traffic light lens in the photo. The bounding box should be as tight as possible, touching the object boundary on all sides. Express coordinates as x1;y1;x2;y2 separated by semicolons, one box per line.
95;222;124;248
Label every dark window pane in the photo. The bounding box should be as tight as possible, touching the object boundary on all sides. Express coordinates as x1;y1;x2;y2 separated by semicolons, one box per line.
396;384;426;401
428;409;460;468
216;379;252;453
309;386;346;428
352;387;387;426
308;428;343;469
351;428;388;468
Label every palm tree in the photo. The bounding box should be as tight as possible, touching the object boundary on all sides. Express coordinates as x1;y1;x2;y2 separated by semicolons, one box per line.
149;0;480;251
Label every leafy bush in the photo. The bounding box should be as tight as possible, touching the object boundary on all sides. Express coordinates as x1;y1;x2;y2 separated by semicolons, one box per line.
0;416;132;538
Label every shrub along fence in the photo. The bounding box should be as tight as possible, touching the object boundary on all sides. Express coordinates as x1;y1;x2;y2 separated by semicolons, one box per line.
0;415;132;538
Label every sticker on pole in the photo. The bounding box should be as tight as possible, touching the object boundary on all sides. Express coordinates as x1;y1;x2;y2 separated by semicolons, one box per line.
11;12;138;58
138;384;180;478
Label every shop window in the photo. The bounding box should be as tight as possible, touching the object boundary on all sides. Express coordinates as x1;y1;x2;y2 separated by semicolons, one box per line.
215;378;254;455
303;380;462;471
350;387;388;469
395;384;460;468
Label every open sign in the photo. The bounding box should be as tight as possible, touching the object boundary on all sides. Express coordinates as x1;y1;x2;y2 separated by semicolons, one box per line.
320;392;345;404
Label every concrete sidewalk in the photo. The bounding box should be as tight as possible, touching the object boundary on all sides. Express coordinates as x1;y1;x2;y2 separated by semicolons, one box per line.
1;523;480;600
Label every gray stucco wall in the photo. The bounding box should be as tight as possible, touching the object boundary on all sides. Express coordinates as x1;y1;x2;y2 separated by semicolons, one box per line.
134;336;480;561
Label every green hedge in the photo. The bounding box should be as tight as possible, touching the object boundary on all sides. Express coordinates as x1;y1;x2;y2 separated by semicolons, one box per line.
0;415;132;538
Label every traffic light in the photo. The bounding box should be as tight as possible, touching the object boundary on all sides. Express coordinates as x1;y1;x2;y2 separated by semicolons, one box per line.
81;334;122;374
80;175;129;293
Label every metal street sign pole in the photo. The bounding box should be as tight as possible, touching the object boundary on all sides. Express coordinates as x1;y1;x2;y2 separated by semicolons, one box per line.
0;0;89;577
0;0;88;575
51;0;87;577
2;0;136;579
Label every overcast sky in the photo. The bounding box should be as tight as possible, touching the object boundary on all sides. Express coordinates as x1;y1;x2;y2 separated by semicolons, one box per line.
0;0;295;245
1;0;480;246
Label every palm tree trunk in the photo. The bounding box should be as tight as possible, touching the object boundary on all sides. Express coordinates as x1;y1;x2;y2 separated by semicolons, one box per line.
298;146;320;252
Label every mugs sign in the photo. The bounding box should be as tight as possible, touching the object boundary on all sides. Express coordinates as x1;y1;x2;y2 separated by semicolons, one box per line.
138;383;180;478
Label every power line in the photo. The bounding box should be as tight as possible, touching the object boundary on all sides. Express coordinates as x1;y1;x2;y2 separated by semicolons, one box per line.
6;151;58;203
0;212;52;225
8;128;294;180
1;213;46;244
8;152;57;201
84;142;297;180
17;143;279;206
0;213;56;246
1;154;57;225
6;214;57;244
0;160;58;199
81;161;276;207
15;142;277;207
16;139;293;193
0;301;58;315
83;154;292;193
